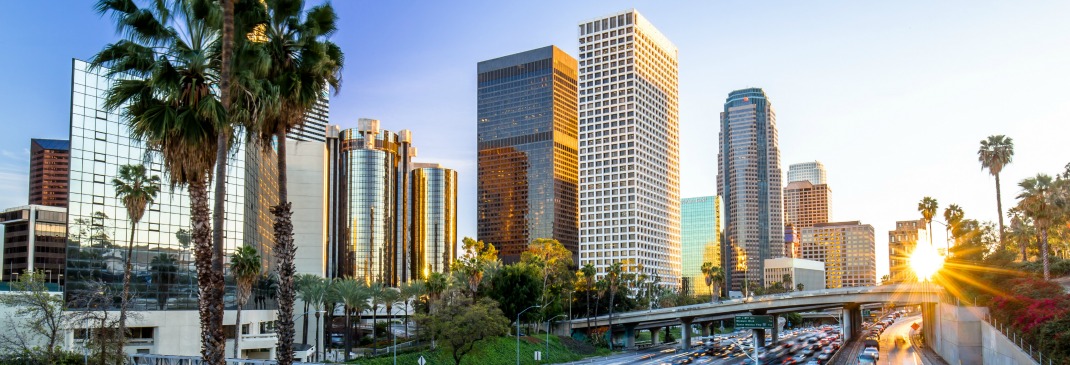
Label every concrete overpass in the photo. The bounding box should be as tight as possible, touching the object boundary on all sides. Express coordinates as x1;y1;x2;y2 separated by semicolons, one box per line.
558;284;943;350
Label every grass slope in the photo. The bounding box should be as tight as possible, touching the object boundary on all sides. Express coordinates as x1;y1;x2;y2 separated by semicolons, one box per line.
350;335;609;365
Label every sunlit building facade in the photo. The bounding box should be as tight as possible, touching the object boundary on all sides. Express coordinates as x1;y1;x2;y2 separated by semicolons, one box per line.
681;196;720;297
578;10;681;286
787;161;827;185
28;139;70;208
287;86;331;142
476;46;579;264
763;257;825;291
1;205;67;284
411;163;457;279
783;180;831;229
889;219;927;283
718;88;784;290
800;221;876;288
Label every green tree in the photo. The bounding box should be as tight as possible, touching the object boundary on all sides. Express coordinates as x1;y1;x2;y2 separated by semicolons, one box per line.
978;135;1014;248
1016;174;1063;280
294;273;321;347
918;197;939;246
229;244;262;358
367;282;387;351
250;3;343;361
796;283;805;292
426;272;448;302
0;271;68;363
520;238;575;322
578;263;596;332
331;278;369;361
605;261;623;350
399;280;425;338
380;287;401;344
700;262;724;303
487;263;542;327
416;293;509;365
150;254;178;310
112;163;160;348
451;237;499;297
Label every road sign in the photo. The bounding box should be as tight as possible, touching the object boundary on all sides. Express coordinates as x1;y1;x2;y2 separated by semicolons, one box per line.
911;322;920;331
535;351;542;361
418;356;426;365
863;309;871;317
735;315;773;329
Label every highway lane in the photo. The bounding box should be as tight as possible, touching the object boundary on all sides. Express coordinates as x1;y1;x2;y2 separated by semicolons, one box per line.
878;314;923;365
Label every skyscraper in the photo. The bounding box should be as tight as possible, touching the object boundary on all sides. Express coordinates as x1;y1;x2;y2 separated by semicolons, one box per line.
889;219;927;283
787;161;827;185
718;88;784;290
783;180;831;228
477;46;578;263
801;221;876;288
578;10;681;285
681;196;720;297
287;86;331;142
28;139;70;208
1;205;67;283
411;163;458;279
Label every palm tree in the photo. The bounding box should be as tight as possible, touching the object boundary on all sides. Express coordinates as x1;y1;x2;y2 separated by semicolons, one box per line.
426;272;448;302
331;278;369;361
92;1;228;361
796;283;805;292
150;254;179;310
605;261;623;350
399;280;425;338
918;197;939;247
978;135;1014;248
230;245;262;358
700;262;724;304
579;263;596;334
367;282;387;351
316;279;335;362
112;164;161;347
252;3;343;362
1007;208;1034;261
380;287;401;350
294;273;320;347
1017;174;1060;280
944;204;965;255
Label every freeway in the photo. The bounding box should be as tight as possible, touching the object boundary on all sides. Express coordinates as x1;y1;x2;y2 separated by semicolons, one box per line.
878;315;923;365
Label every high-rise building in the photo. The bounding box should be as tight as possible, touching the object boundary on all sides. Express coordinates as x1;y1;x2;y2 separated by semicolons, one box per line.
783;180;831;228
784;224;801;258
412;163;457;279
28;139;70;208
889;219;927;283
800;221;876;288
787;161;827;185
1;205;67;284
718;88;784;290
476;46;579;264
577;10;681;286
763;257;825;291
287;86;331;142
65;59;281;357
680;196;720;297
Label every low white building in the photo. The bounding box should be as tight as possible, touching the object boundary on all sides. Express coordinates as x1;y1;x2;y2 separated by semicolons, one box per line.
763;257;825;291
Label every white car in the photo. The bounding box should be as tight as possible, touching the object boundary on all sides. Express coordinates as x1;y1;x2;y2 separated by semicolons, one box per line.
862;347;879;360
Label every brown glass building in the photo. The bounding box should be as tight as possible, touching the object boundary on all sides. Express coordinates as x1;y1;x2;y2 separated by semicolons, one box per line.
1;205;67;284
477;46;578;263
28;139;70;208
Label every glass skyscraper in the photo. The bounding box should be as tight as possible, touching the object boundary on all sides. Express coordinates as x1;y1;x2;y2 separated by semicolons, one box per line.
680;196;720;297
786;161;827;185
577;10;681;286
287;86;331;142
718;87;784;290
476;46;579;263
411;163;457;279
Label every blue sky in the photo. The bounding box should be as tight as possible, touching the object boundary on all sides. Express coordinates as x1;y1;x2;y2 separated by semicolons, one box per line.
1;1;1069;279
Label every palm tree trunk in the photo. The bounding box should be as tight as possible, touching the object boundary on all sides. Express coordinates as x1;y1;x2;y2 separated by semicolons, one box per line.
585;288;591;336
995;173;1005;249
709;283;714;304
403;300;409;339
191;179;226;365
302;300;310;346
608;290;615;350
314;312;321;362
273;129;297;365
119;221;136;353
210;2;234;365
343;310;352;361
1041;228;1050;280
371;303;378;352
234;301;243;359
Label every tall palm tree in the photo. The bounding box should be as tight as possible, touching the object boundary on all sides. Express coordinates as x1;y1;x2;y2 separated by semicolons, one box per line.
978;135;1014;248
230;245;262;358
92;1;227;362
112;164;161;348
1008;208;1034;261
315;278;335;362
426;272;448;302
605;261;623;350
579;263;595;334
399;280;425;338
294;273;320;347
1017;174;1062;280
331;278;369;362
367;282;387;351
944;204;965;255
700;262;724;304
380;287;401;350
252;3;343;362
918;197;939;247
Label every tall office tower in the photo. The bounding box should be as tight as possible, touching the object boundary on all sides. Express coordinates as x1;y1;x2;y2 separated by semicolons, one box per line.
783;180;831;228
287;86;331;142
65;59;281;357
412;163;458;279
889;219;927;283
718;88;784;290
763;257;825;291
476;46;579;264
577;10;681;285
784;224;801;258
680;196;721;297
336;119;414;285
801;221;876;288
787;161;827;185
28;139;70;208
1;205;67;283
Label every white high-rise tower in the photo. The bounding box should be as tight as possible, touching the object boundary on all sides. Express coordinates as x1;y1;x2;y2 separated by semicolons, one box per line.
577;10;680;287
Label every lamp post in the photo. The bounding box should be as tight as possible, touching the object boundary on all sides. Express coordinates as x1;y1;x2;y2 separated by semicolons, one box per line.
931;220;952;258
391;306;406;365
517;305;541;365
293;310;326;362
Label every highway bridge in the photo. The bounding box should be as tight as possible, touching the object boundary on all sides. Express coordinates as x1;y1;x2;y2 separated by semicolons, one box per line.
557;284;943;350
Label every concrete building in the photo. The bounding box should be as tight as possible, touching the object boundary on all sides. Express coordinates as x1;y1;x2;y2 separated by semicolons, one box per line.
28;139;70;208
787;161;827;185
763;257;825;291
801;221;876;288
718;88;784;290
578;9;682;286
783;180;831;229
476;46;579;264
680;196;720;297
889;219;927;283
1;205;67;284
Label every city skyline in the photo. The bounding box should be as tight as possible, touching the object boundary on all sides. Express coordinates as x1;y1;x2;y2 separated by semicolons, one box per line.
1;2;1070;281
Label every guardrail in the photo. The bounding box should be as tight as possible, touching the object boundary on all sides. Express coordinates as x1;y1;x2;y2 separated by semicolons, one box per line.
127;354;325;365
983;313;1052;365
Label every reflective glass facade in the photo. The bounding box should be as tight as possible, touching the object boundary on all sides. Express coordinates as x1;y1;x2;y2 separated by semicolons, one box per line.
411;164;457;279
477;46;579;264
1;205;68;283
718;88;784;290
65;59;278;310
287;86;330;142
786;161;827;185
680;196;720;297
29;139;70;208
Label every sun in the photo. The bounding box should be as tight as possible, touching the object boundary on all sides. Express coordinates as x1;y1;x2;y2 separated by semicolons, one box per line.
910;243;945;282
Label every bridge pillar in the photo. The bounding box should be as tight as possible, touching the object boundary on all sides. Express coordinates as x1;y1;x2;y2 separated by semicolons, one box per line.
770;314;779;344
701;322;711;337
842;303;861;341
751;309;767;348
679;317;694;350
921;302;936;348
624;323;637;350
651;327;661;345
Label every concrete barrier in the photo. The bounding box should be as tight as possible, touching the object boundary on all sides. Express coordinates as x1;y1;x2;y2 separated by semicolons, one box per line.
980;320;1040;365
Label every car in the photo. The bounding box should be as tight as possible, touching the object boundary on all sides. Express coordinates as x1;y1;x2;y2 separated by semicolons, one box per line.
817;353;831;362
862;347;879;360
791;354;808;363
804;360;820;365
857;353;876;364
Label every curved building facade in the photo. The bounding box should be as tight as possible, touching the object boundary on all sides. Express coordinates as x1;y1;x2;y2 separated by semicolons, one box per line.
411;164;458;279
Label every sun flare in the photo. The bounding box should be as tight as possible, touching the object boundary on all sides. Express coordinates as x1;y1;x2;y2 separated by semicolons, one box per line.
910;243;945;282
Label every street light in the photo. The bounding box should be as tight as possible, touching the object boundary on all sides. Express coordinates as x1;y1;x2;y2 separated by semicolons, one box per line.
391;306;406;365
293;310;327;362
517;305;541;365
545;314;568;359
